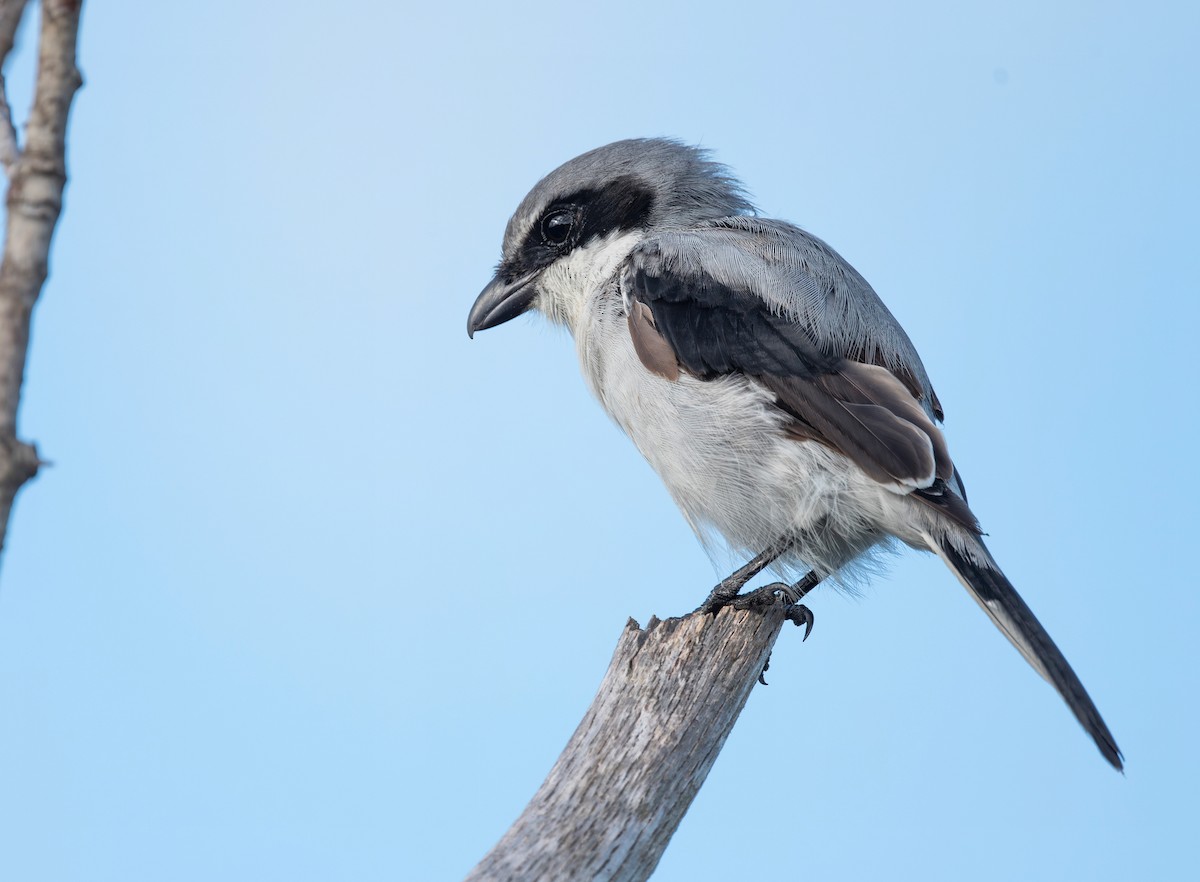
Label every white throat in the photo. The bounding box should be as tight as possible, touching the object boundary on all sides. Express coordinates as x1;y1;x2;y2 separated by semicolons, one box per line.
533;230;644;333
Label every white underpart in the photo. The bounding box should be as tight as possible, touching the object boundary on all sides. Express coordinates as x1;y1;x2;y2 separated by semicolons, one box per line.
536;232;960;581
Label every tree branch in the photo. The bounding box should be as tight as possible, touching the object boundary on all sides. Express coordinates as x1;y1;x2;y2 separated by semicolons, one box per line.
0;0;27;174
0;0;82;562
465;604;793;882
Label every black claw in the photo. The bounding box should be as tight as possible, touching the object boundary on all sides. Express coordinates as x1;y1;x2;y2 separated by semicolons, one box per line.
786;604;815;641
758;652;772;686
699;592;734;617
697;550;821;648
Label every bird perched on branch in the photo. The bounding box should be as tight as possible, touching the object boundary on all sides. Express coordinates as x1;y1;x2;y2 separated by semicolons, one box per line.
467;138;1122;770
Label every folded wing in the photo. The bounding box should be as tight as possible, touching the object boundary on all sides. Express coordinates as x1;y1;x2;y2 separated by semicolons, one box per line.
622;219;961;503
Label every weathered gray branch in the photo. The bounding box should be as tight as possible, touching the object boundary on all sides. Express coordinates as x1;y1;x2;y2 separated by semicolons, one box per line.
0;0;26;174
465;604;792;882
0;0;82;564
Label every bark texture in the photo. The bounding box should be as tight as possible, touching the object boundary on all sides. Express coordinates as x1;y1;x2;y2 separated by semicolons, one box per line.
0;0;82;563
465;604;791;882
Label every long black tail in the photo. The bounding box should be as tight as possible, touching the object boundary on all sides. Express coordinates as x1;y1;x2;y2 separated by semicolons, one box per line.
929;533;1123;771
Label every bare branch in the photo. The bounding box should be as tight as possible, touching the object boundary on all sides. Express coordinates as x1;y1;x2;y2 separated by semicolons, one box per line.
0;0;28;174
0;0;82;561
465;605;791;882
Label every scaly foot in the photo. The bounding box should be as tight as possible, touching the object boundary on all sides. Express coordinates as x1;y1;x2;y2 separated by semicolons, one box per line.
696;538;793;614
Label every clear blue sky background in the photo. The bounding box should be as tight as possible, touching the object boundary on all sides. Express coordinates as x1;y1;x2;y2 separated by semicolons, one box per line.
1;2;1196;879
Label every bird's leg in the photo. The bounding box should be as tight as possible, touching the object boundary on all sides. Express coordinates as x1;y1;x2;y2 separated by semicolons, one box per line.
730;571;822;640
697;538;794;615
699;548;821;687
697;540;822;639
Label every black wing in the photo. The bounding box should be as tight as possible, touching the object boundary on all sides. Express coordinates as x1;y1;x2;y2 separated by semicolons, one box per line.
622;222;975;529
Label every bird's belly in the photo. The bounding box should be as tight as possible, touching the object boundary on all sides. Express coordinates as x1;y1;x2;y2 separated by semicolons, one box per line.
580;314;891;573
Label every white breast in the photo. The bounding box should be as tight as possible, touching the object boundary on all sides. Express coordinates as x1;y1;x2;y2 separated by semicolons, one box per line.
538;233;909;579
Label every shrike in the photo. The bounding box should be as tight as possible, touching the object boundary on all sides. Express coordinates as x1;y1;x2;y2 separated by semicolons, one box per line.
467;138;1122;770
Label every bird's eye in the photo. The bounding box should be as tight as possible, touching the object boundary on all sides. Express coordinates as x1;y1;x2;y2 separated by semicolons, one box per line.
541;208;576;247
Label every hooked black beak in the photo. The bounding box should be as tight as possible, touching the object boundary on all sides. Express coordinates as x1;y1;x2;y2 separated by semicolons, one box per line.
467;271;539;338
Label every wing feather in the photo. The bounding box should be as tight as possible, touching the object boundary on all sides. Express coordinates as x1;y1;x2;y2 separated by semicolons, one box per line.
622;223;961;498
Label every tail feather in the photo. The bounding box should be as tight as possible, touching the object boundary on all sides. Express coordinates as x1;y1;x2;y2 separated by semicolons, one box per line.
926;532;1124;771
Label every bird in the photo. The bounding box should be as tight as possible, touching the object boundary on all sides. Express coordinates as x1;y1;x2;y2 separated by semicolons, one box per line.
466;138;1122;771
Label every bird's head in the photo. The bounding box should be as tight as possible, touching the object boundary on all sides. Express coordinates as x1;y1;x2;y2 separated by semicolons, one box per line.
467;138;753;337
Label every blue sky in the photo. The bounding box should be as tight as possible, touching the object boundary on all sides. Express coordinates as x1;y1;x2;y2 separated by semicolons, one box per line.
1;2;1197;879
